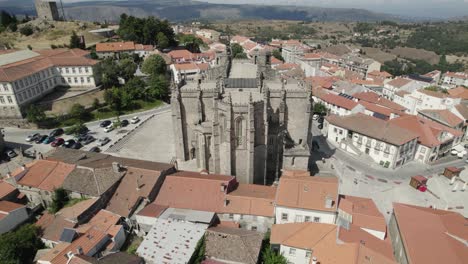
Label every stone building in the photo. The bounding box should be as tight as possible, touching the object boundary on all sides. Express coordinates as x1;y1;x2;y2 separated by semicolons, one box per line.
34;0;61;21
171;50;313;184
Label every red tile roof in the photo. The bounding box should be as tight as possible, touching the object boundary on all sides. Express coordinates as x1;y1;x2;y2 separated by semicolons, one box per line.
276;176;338;212
36;213;76;242
418;109;464;127
0;180;17;200
136;203;167;218
96;41;135;52
154;171;237;212
353;91;406;112
319;92;358;110
338;195;386;233
13;160;75;191
448;86;468;100
0;200;25;213
168;49;195;61
174;62;209;71
387;78;412;88
368;70;392;78
222;184;276;217
393;203;468;264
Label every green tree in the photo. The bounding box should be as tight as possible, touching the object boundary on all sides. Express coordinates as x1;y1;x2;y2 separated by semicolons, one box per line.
0;10;14;28
262;247;287;264
0;224;44;264
25;105;46;123
69;103;87;122
313;102;327;114
119;58;137;81
8;22;17;32
69;31;82;49
94;58;120;88
156;32;169;49
19;24;33;36
177;34;204;53
147;74;169;100
105;86;123;113
141;54;167;76
272;49;284;62
124;77;146;100
231;43;247;59
49;188;69;213
188;236;205;264
92;98;100;109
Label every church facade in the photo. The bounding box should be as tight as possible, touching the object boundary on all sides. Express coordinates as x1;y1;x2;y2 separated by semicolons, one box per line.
171;50;313;184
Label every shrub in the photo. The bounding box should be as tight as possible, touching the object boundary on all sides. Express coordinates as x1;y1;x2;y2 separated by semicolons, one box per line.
19;24;33;36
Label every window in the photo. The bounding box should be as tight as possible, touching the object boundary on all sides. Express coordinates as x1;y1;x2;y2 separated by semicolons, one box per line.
295;215;302;222
0;96;4;104
80;77;84;83
251;226;257;231
87;77;91;83
281;213;288;221
79;67;82;73
72;68;76;74
67;77;72;83
85;67;89;73
229;214;234;219
420;147;426;154
74;77;78;83
313;217;320;223
7;96;12;104
289;248;296;256
304;216;311;222
305;251;312;258
18;94;23;102
66;68;69;74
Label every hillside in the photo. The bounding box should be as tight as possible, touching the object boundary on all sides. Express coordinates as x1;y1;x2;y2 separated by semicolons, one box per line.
1;0;402;23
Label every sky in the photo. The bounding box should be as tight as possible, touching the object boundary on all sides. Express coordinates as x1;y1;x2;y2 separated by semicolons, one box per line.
202;0;468;18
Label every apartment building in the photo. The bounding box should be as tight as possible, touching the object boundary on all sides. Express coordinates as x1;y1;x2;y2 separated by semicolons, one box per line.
394;89;461;115
0;49;99;118
442;71;468;88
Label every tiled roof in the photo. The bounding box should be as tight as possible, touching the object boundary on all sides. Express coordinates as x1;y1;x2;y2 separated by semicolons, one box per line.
168;49;194;61
387;78;412;88
96;41;135;52
105;166;163;217
270;56;283;65
0;48;97;82
455;104;468;120
13;160;75;191
448;86;468;100
368;70;392;78
338;195;386;233
393;203;468;264
0;180;17;199
77;210;120;234
0;200;24;213
418;109;464;127
154;171;237;213
359;101;395;118
418;89;452;99
58;198;99;222
222;184;276;217
353;91;406;112
205;226;264;264
444;71;468;79
174;62;209;71
136;203;167;218
318;92;358;110
275;63;299;71
276;176;338;212
390;115;463;147
62;167;122;197
36;213;76;242
326;113;418;146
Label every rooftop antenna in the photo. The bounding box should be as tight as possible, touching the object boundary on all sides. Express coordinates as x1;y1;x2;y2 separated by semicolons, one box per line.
59;0;66;21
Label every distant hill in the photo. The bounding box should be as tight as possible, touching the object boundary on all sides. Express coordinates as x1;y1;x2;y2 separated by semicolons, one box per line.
1;0;404;23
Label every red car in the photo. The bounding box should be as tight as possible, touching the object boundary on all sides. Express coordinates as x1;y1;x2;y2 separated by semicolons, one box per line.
51;138;65;147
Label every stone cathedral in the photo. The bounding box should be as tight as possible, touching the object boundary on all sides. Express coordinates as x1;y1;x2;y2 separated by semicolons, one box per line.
171;50;313;184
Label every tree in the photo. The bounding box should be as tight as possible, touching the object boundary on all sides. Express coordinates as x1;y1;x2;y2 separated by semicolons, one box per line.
188;236;205;264
177;34;204;53
69;103;87;122
231;43;246;59
147;74;169;100
8;22;17;32
0;224;44;264
272;49;284;62
25;105;46;123
119;58;137;81
49;188;69;213
262;247;287;264
94;58;120;88
105;86;124;113
156;32;169;49
69;31;82;49
124;77;146;100
313;102;327;114
19;24;33;36
92;98;100;109
141;54;167;76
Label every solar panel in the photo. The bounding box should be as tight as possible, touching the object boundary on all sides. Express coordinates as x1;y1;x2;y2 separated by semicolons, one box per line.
59;228;77;243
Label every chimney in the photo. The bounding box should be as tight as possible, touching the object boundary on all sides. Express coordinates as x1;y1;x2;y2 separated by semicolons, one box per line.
66;251;74;260
136;178;141;191
312;257;318;264
450;176;456;185
325;196;333;209
76;246;83;255
112;162;121;173
220;183;226;192
6;172;11;178
21;165;26;171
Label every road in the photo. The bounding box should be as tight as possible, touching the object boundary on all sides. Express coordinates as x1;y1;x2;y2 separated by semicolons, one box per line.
3;104;171;155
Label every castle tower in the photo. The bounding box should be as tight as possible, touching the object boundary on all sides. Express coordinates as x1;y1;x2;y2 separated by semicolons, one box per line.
34;0;61;21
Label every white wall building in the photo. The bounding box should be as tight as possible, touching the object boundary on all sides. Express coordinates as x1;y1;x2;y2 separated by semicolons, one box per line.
394;89;461;115
442;72;468;88
0;49;99;118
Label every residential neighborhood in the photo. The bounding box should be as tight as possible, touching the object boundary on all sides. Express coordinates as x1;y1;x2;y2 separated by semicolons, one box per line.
0;1;467;264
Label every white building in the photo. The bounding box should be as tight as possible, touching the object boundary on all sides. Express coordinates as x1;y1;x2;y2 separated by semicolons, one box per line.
315;92;364;116
195;29;221;42
170;62;209;84
0;49;99;118
394;89;461;115
275;175;338;225
0;201;28;234
95;41;153;59
442;72;468;88
324;114;419;169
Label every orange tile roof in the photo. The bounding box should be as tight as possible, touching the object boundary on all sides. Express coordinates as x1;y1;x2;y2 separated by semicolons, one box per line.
106;166;164;217
154;171;237;212
448;86;468;100
36;213;76;242
302;53;322;59
318;92;358;110
358;101;395;119
136;203;167;218
270;56;283;65
387;78;412;88
390;115;463;147
0;200;24;213
418;89;453;99
305;76;340;90
393;203;468;264
242;41;259;51
353;91;406;112
174;62;209;71
338;195;386;233
444;71;468;79
168;49;194;61
418;109;464;127
231;35;250;43
0;180;17;199
276;63;300;71
80;210;120;234
276;176;338;212
368;70;392;78
59;198;98;221
96;41;135;52
13;160;75;191
281;170;311;178
222;184;276;217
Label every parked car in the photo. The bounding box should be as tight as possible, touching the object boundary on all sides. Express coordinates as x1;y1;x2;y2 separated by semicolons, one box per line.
121;119;129;127
130;116;140;124
51;138;65;147
5;150;17;159
89;146;101;153
49;128;64;137
100;120;112;128
313;114;320;121
35;135;48;144
104;125;114;133
63;139;76;148
25;133;40;142
98;137;111;146
76;133;89;142
71;142;82;149
43;136;55;144
83;135;95;145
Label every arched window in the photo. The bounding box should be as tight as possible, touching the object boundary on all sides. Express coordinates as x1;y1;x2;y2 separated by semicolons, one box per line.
235;117;244;147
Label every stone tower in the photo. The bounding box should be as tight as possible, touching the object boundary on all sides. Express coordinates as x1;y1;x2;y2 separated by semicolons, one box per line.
34;0;61;21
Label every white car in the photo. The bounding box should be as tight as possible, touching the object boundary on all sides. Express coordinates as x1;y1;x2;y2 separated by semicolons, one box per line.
451;149;458;155
104;125;114;133
313;114;320;120
130;116;140;124
25;133;40;142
